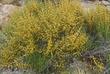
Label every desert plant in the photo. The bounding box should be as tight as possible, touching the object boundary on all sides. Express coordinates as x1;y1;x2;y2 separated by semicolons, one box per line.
0;0;89;73
2;0;110;74
85;5;110;41
83;5;110;73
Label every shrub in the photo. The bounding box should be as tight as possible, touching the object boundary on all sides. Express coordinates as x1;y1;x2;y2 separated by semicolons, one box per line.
85;5;110;41
0;0;88;73
84;5;110;72
2;0;110;73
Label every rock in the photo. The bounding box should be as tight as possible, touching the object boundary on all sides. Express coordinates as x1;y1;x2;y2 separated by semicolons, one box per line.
1;4;17;14
100;1;110;6
0;0;14;4
1;69;36;74
0;0;24;6
81;1;110;13
0;4;18;26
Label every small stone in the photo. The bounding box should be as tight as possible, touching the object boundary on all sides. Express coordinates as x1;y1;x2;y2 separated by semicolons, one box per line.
101;1;110;6
0;4;19;25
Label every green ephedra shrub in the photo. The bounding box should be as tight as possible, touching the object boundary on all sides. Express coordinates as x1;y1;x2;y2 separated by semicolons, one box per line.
0;0;88;73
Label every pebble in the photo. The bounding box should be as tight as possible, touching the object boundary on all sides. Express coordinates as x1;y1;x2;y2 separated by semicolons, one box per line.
0;3;18;25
